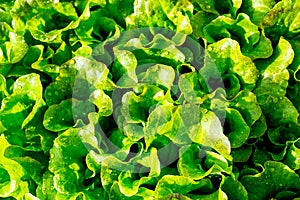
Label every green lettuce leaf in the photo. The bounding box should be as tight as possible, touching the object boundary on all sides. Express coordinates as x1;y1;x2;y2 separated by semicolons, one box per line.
204;13;273;60
0;73;44;145
224;108;250;148
43;99;94;132
241;161;300;200
240;0;276;25
178;144;232;180
207;38;259;90
261;0;300;40
221;176;248;200
0;135;29;199
0;32;28;64
126;0;193;34
254;37;297;127
192;109;231;160
154;175;203;198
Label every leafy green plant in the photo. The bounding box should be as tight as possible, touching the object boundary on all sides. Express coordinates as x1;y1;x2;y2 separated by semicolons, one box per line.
0;0;300;199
